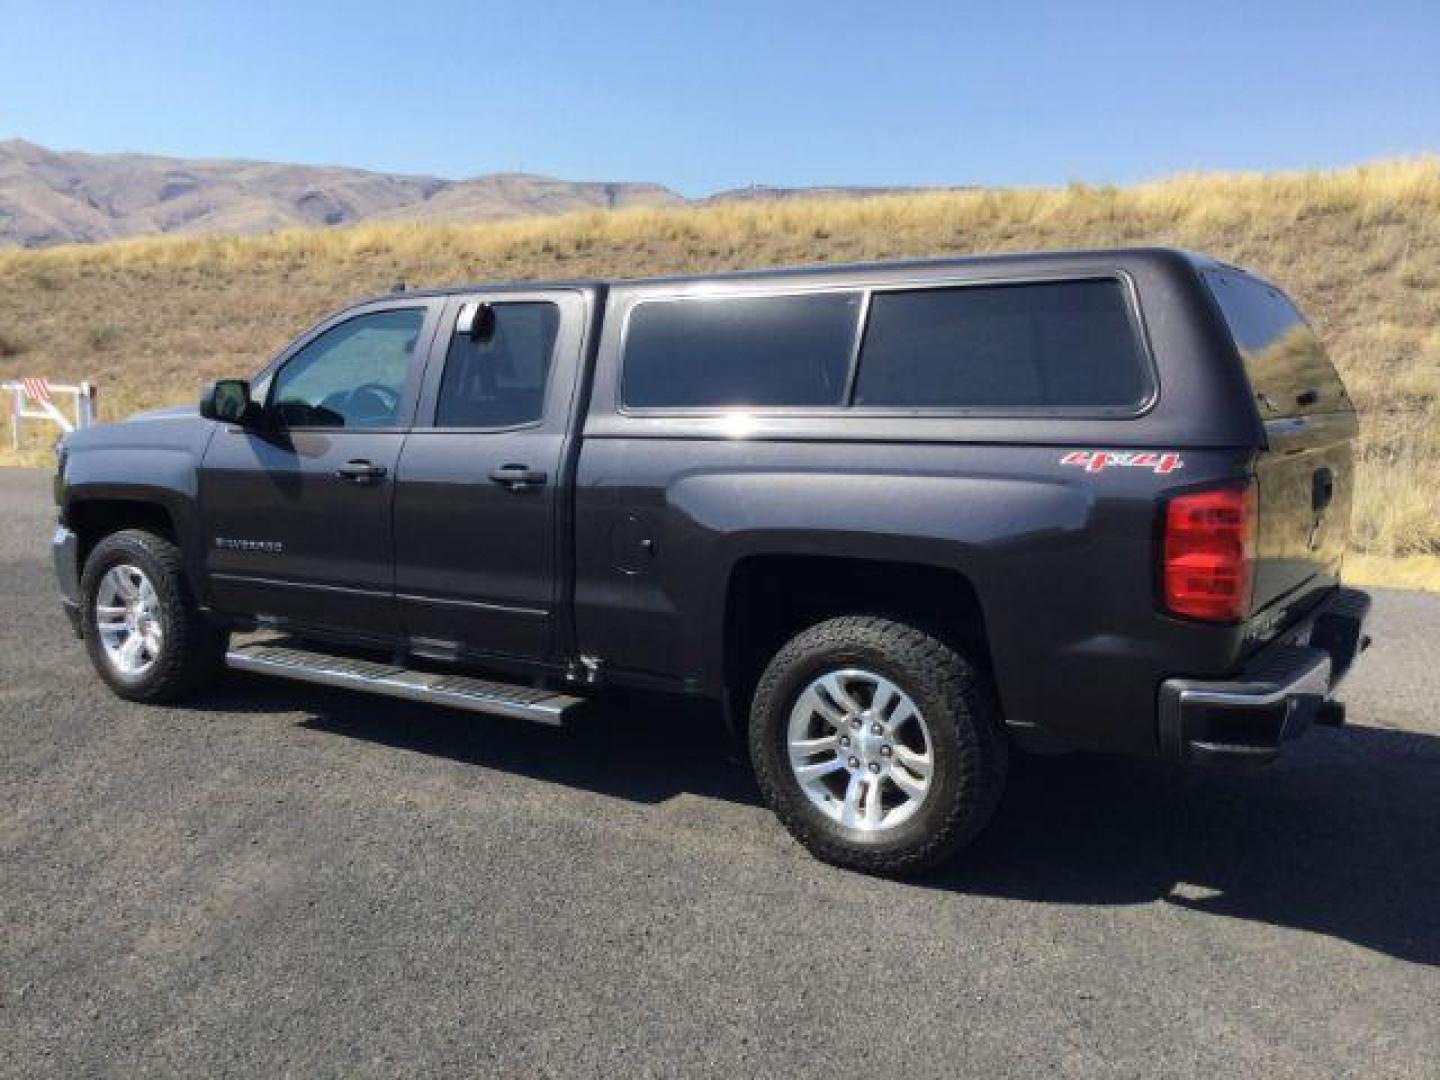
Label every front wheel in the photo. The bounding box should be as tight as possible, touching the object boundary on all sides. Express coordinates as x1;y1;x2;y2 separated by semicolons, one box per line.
80;529;226;703
749;615;1007;875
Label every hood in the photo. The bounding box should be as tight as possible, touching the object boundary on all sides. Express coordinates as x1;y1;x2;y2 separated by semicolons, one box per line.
59;399;209;457
124;403;198;422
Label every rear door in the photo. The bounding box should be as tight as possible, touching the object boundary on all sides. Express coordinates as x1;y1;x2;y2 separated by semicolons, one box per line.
391;289;588;662
1204;270;1357;616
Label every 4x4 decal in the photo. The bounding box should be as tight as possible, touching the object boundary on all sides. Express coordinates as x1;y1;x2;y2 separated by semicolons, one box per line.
1060;450;1184;474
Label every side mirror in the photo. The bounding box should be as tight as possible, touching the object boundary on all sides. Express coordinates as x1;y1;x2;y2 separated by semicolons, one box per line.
457;301;496;343
200;379;257;425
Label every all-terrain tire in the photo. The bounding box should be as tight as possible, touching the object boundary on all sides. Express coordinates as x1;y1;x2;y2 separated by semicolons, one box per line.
79;528;226;703
749;615;1007;875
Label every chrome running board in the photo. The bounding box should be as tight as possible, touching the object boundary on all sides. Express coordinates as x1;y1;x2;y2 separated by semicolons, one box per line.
225;642;584;725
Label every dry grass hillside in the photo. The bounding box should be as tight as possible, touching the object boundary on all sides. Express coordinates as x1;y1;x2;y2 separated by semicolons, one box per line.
1;158;1437;587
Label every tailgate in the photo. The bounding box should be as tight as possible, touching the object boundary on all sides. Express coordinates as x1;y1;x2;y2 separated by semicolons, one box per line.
1253;411;1356;609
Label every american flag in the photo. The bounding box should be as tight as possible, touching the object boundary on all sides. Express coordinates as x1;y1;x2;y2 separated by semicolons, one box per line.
21;377;51;404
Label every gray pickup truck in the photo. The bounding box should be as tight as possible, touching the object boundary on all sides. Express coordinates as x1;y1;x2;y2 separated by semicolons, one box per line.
52;247;1371;873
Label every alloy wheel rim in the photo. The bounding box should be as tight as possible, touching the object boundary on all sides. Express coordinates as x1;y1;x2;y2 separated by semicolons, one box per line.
786;668;933;832
95;564;163;676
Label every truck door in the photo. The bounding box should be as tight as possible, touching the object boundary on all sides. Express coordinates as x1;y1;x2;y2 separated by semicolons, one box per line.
391;290;589;662
199;299;441;639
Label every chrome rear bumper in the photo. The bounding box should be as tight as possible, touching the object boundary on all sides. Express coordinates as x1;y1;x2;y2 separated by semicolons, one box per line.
1158;587;1371;764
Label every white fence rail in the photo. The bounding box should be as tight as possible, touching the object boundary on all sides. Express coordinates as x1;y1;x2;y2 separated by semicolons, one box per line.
3;379;98;449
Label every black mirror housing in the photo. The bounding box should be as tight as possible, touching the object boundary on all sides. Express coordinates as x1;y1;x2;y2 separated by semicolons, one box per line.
200;379;257;425
457;301;496;343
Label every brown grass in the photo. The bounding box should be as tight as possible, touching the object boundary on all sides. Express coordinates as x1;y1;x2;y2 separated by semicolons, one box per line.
1;157;1437;585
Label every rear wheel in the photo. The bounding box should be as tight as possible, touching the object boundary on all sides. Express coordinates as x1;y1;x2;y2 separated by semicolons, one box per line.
749;615;1007;875
80;529;226;703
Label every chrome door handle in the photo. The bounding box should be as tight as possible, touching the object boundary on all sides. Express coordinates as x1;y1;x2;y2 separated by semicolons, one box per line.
488;464;548;491
336;460;388;484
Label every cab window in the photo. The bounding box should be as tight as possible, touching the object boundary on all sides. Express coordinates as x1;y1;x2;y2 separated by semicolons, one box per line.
434;302;561;428
271;308;425;428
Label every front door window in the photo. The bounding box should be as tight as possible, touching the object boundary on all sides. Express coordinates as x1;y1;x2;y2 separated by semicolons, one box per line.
271;308;425;428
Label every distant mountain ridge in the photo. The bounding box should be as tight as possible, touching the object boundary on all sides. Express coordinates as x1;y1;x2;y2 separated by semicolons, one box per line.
0;139;944;248
702;183;936;203
0;139;685;248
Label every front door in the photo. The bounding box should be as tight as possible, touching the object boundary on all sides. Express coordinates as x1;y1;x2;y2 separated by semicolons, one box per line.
392;290;587;661
200;300;440;640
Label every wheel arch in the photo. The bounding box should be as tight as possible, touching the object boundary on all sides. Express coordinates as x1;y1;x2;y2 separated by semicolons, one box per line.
65;485;206;599
718;552;996;738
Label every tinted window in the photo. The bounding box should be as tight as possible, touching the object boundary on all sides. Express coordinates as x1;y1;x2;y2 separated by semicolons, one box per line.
853;280;1149;411
435;302;560;428
1204;271;1350;418
272;307;424;428
622;292;861;408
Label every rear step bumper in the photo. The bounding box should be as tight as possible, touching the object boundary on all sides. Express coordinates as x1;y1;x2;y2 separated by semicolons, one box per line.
1158;587;1371;765
226;642;585;725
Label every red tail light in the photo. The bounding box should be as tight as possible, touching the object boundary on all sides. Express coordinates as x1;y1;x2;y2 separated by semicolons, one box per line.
1162;482;1257;622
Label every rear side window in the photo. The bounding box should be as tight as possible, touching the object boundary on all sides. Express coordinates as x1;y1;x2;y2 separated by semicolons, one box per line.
1204;271;1350;418
622;292;861;408
435;302;560;428
853;279;1150;412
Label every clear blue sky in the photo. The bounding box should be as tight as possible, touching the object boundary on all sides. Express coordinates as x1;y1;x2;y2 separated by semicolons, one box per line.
2;0;1436;196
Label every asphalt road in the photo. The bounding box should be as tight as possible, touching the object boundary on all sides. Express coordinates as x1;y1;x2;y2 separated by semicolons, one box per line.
2;467;1437;1078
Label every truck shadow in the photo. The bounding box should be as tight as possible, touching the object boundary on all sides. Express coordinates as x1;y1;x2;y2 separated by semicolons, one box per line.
942;726;1440;968
198;675;763;808
197;673;1440;968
